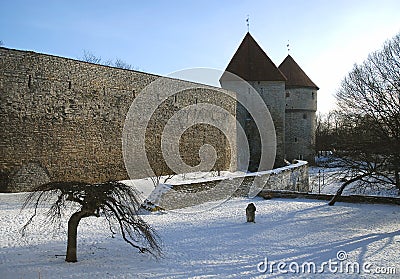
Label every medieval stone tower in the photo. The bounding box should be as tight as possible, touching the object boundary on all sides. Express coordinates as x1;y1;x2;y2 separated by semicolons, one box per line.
279;55;319;164
220;32;318;169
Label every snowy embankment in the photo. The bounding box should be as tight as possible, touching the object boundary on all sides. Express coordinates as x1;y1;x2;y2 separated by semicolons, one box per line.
0;193;399;278
309;166;399;197
121;171;245;200
309;155;399;197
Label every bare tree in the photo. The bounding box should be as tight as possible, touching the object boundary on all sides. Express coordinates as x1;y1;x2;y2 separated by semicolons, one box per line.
149;174;175;187
315;111;342;154
79;50;133;70
21;181;162;262
327;32;400;204
0;40;4;46
114;58;132;70
327;152;396;205
81;50;102;64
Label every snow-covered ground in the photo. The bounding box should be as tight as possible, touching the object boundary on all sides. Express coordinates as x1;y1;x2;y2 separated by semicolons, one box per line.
309;155;399;197
1;193;399;278
309;166;399;197
124;165;399;202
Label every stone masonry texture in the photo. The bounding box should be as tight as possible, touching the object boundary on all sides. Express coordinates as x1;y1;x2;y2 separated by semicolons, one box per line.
0;48;236;191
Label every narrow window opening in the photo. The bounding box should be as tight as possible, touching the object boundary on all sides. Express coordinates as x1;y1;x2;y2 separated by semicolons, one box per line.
303;113;307;119
286;92;290;98
294;137;298;143
28;75;32;88
68;81;72;89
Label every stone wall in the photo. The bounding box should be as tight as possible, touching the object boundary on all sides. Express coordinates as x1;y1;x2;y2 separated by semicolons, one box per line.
285;111;316;163
144;160;309;210
220;79;286;170
285;87;317;111
0;47;236;191
285;87;317;164
251;81;286;168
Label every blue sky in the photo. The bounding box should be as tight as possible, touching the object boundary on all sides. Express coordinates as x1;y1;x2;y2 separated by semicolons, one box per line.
1;0;399;112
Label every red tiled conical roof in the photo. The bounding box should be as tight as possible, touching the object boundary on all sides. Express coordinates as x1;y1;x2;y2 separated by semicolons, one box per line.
278;55;319;89
220;32;286;82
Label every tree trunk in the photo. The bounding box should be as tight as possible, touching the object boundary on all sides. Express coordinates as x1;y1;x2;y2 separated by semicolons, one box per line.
66;210;91;262
328;174;368;206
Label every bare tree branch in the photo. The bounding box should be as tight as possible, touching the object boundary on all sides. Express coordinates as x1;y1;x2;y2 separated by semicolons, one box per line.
317;33;400;204
21;181;162;262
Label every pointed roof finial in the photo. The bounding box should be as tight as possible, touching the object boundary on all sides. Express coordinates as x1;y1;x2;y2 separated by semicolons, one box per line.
246;15;250;32
220;32;287;82
287;40;290;54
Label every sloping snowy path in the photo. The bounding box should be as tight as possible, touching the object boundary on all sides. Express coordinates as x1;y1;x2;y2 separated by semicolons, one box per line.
1;193;399;278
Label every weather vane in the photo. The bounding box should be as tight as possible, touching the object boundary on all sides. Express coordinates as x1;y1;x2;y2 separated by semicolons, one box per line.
287;40;290;54
246;15;250;32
